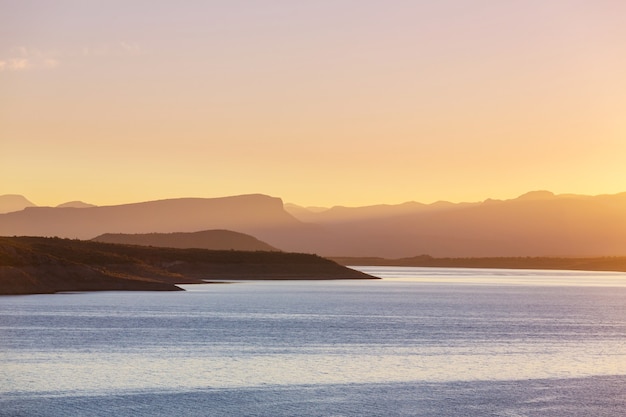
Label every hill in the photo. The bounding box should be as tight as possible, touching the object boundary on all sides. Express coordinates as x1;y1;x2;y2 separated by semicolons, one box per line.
93;230;279;251
0;194;36;214
56;201;96;208
0;236;375;295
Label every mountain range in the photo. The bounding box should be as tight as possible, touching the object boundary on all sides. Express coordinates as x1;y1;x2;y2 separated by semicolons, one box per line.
0;194;95;213
1;191;626;258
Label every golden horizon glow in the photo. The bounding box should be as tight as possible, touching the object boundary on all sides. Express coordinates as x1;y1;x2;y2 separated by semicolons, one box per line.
2;1;626;208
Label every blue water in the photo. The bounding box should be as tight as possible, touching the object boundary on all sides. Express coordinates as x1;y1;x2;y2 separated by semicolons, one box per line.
2;267;626;416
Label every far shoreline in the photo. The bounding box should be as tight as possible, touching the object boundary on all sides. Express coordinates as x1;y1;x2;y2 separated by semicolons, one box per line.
331;255;626;274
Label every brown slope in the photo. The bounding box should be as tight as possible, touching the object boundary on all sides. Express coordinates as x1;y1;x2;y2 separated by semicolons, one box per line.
0;237;185;294
0;236;376;295
93;229;279;251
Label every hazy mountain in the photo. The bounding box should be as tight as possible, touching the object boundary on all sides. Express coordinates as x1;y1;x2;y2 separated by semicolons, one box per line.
275;191;626;258
0;194;306;240
285;200;476;224
287;191;626;258
515;190;556;200
93;229;279;252
2;191;626;258
56;201;97;208
0;194;36;214
283;204;329;222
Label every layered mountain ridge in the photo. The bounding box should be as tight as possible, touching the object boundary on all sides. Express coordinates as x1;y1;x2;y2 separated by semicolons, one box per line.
2;191;626;258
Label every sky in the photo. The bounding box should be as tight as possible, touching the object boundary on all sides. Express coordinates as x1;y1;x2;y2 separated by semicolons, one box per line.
2;0;625;208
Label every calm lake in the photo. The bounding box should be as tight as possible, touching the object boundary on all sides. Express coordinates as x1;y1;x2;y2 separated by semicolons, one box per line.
2;267;626;416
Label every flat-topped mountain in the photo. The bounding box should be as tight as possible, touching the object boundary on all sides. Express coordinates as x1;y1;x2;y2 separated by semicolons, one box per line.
93;230;279;252
3;191;626;258
0;236;376;295
0;194;308;240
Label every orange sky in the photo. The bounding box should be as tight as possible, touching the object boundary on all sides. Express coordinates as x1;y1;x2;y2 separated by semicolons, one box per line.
2;1;625;207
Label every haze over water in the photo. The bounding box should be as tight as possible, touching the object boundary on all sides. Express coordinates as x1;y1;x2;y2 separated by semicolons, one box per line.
2;267;626;416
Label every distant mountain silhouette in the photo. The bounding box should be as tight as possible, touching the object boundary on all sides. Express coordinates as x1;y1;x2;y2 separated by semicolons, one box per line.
515;190;556;200
93;230;279;251
0;194;36;214
0;195;96;213
2;191;626;258
283;203;330;222
57;201;96;208
0;194;309;240
331;255;626;273
281;192;626;257
285;200;477;224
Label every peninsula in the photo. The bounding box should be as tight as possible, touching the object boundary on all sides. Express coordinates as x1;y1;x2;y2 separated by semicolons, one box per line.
0;236;376;295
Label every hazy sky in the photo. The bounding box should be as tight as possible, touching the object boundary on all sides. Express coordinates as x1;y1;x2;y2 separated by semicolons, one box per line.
2;0;625;207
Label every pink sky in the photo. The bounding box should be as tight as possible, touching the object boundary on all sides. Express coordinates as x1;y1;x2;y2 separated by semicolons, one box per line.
2;1;625;207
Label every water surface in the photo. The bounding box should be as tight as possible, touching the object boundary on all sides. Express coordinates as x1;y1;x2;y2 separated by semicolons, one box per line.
1;267;626;416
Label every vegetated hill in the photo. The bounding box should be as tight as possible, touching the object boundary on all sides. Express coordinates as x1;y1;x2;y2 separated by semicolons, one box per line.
0;236;376;295
331;255;626;273
56;201;96;208
0;194;36;214
0;194;313;242
93;230;279;252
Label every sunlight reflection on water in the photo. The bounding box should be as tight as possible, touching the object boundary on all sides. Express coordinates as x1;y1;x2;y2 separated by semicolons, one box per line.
1;267;626;416
355;266;626;286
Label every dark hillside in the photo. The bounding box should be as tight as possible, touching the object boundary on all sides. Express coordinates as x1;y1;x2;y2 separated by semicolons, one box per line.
93;229;279;252
0;237;375;295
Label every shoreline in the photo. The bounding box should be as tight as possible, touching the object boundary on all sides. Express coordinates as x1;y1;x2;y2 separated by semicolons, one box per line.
0;236;376;295
331;255;626;274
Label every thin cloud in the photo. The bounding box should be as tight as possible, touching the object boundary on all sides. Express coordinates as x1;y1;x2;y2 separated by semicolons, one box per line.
0;47;58;71
0;58;31;71
1;42;142;72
